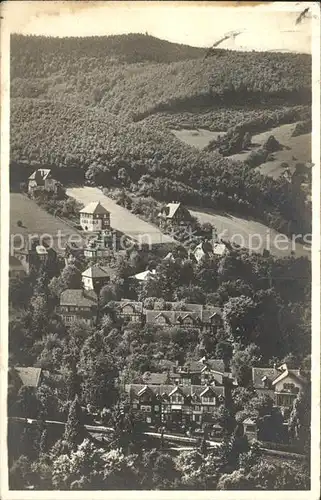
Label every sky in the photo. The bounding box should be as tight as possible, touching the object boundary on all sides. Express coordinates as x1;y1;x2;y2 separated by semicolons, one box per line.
2;1;314;53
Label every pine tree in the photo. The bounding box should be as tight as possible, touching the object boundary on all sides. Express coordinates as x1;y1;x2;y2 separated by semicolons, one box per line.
64;395;84;450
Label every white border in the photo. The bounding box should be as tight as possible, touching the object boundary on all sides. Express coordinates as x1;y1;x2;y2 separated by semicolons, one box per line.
0;2;320;500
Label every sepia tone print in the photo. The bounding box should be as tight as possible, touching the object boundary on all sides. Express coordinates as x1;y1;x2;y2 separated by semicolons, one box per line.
1;1;319;496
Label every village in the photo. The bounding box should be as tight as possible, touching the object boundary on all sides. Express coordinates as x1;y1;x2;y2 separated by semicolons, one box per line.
8;168;310;454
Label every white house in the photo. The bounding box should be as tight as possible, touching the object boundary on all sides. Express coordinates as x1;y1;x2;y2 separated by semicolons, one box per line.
79;202;110;232
81;264;115;291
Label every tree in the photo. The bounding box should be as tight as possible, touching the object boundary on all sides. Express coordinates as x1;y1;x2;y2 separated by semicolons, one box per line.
230;343;261;386
9;455;33;489
217;460;310;490
289;385;311;450
140;449;180;489
175;450;219;489
223;295;258;344
64;395;84;450
14;386;39;418
49;264;82;297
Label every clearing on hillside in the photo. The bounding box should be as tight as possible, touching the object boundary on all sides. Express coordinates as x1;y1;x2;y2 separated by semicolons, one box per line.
190;208;310;259
171;129;224;149
228;122;311;178
10;193;85;254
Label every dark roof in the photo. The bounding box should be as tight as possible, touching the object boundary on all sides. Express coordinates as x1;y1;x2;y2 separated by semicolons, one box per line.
28;169;52;181
158;359;177;370
145;310;202;325
60;289;97;307
142;372;171;385
14;367;42;387
252;367;279;389
165;302;204;313
82;264;115;279
116;301;143;313
201;307;222;323
180;359;225;374
125;383;225;399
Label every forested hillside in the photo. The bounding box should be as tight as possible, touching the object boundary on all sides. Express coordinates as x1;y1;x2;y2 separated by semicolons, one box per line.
10;34;311;234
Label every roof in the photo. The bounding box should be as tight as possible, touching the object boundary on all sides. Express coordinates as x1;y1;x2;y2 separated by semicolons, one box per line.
131;269;157;281
125;383;225;399
252;366;308;389
82;264;115;279
163;252;175;261
158;359;177;370
272;369;308;386
115;301;143;313
243;418;257;425
60;289;97;307
142;372;171;385
79;201;110;215
252;367;279;389
14;367;42;387
194;241;213;257
35;245;48;255
165;302;204;314
180;359;225;374
28;169;52;180
201;307;222;323
213;242;228;256
145;310;202;326
158;202;181;220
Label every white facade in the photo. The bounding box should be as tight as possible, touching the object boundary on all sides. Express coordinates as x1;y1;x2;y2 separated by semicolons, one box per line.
80;212;110;232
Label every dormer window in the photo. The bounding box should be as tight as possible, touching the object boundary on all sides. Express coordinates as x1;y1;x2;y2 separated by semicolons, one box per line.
202;396;215;404
171;394;184;404
262;375;271;388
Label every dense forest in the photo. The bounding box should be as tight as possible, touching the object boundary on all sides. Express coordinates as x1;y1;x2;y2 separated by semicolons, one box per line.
10;34;311;234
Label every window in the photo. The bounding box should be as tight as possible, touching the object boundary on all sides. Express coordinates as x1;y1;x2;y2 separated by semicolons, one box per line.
194;405;200;411
65;315;73;323
171;394;183;404
154;405;160;412
284;383;296;391
132;403;138;409
202;396;215;403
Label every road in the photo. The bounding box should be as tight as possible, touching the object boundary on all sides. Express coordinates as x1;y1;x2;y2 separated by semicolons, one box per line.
9;417;220;447
66;186;175;245
9;417;305;459
190;208;310;259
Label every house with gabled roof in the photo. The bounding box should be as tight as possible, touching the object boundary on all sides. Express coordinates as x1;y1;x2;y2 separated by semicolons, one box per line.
28;169;57;194
130;269;157;282
252;363;309;410
82;264;116;291
58;289;98;326
193;239;229;262
80;201;110;232
125;383;225;430
9;367;43;389
145;310;202;328
111;300;144;323
158;202;192;229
